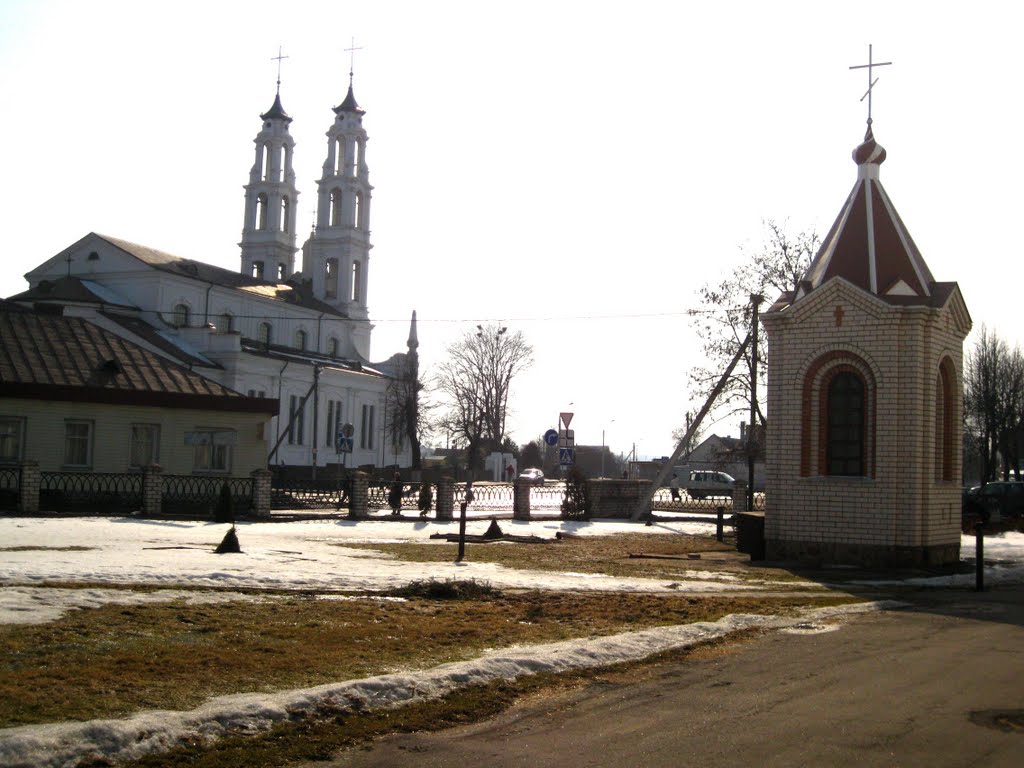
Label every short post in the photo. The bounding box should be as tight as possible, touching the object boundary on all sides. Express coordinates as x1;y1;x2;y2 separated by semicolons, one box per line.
436;477;454;521
975;522;984;592
456;482;473;562
716;506;724;542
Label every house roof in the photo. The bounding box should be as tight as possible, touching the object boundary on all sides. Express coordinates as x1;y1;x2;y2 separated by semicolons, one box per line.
0;302;277;413
781;125;959;311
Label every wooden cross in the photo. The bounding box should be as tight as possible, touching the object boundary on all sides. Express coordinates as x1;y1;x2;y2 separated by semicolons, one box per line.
271;46;289;92
834;305;845;327
849;44;892;126
344;37;364;83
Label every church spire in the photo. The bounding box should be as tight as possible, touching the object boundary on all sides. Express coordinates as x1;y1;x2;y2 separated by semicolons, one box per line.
239;48;299;282
305;43;373;320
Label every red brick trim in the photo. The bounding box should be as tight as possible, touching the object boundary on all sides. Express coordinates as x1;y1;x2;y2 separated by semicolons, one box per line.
800;351;876;478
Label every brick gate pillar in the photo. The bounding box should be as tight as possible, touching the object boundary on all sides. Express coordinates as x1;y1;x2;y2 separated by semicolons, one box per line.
250;468;272;518
349;471;369;519
513;477;532;520
436;477;454;521
142;464;163;517
19;461;40;514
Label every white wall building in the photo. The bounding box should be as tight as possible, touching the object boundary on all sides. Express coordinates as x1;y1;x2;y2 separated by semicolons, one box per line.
12;78;415;471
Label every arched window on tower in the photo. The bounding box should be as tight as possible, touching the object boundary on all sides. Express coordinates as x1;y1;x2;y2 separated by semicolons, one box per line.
261;143;270;181
280;196;290;233
353;192;362;229
218;313;234;333
276;262;287;280
258;322;272;346
327;337;339;358
936;358;956;482
251;260;265;279
826;371;865;476
351;261;361;302
256;193;268;230
172;304;190;328
335;138;345;175
325;258;338;299
352;140;361;177
330;189;343;227
294;330;307;351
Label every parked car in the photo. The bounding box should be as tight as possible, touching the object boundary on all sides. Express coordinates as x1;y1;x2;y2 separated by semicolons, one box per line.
686;470;736;500
963;481;1024;521
519;468;545;485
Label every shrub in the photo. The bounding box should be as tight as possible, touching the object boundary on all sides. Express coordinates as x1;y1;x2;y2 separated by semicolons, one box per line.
386;578;501;600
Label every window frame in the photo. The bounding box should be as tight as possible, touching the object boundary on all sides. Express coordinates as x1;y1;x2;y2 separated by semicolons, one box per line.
63;419;94;469
0;416;25;463
825;370;865;477
129;423;161;469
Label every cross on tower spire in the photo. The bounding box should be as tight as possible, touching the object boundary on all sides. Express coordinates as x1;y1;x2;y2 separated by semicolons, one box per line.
271;46;289;94
849;44;892;127
344;37;363;86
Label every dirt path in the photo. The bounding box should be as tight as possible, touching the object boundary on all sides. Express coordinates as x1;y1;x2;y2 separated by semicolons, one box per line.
315;587;1024;768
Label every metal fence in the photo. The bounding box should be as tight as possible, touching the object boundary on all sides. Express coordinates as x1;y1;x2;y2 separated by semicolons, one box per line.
39;471;143;514
0;466;20;512
271;479;348;510
161;474;253;516
651;488;766;513
368;481;431;512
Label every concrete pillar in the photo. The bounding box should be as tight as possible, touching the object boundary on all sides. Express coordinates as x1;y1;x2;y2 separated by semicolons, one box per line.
250;468;272;518
19;461;39;514
513;477;532;521
142;464;163;516
436;476;454;521
349;471;369;519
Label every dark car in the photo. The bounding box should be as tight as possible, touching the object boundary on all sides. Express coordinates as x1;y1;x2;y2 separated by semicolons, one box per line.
963;481;1024;521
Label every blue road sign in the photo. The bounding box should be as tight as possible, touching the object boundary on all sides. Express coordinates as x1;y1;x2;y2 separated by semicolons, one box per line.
559;447;575;466
336;435;354;453
544;429;559;447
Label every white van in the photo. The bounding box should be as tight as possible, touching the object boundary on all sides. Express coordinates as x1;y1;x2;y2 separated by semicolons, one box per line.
686;470;736;500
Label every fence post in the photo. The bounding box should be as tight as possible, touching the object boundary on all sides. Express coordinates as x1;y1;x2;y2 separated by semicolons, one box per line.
716;506;724;542
347;471;369;519
513;477;532;521
436;476;454;521
975;522;984;592
250;468;272;518
142;464;163;516
19;461;40;514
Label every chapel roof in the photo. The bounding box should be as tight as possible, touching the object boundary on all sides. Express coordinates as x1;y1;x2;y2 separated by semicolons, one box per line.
791;125;941;308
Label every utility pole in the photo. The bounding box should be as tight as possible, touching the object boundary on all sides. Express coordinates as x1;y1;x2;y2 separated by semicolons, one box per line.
748;294;763;512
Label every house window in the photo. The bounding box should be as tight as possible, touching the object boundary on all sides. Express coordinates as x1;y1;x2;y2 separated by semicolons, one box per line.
0;417;24;462
327;337;339;358
129;424;160;468
64;420;94;468
295;330;307;351
258;322;272;345
826;371;864;476
172;304;190;328
936;358;955;482
288;394;305;445
360;404;375;450
192;429;233;473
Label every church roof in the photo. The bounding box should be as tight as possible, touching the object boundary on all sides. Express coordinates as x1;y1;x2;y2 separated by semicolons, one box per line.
260;92;292;123
0;302;276;413
334;83;365;115
793;126;940;307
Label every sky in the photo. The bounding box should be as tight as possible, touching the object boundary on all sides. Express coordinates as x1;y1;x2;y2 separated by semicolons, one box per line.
2;514;1023;765
1;0;1021;460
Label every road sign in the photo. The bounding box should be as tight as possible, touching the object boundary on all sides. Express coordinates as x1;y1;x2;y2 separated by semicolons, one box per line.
341;423;355;438
335;435;354;453
559;447;575;466
558;429;574;447
560;412;574;428
543;429;559;447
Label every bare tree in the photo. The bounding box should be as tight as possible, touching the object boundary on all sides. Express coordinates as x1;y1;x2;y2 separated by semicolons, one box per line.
688;219;819;428
433;323;534;474
384;354;432;469
965;327;1024;481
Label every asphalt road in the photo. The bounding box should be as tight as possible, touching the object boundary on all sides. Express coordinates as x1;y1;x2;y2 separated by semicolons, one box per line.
313;587;1024;768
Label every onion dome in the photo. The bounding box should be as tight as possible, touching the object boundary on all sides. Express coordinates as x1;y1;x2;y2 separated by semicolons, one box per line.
852;124;886;167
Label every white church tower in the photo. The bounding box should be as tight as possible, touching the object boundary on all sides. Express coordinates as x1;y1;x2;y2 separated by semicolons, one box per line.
239;74;299;282
304;72;373;320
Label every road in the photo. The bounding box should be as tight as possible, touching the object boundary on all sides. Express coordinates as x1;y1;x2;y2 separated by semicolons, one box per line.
310;587;1024;768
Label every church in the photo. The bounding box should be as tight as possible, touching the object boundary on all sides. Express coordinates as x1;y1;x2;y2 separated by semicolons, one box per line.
9;75;417;472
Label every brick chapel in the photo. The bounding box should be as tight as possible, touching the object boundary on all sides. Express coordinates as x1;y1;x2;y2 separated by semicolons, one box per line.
761;121;972;567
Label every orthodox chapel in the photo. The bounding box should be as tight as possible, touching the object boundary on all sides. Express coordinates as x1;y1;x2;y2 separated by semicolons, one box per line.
10;77;416;471
761;120;971;567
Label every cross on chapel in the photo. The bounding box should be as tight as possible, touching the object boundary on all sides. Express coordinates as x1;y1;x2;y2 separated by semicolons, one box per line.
849;44;892;125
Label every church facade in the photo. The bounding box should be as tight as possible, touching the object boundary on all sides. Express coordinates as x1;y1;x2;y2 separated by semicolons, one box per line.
761;125;971;567
12;79;416;472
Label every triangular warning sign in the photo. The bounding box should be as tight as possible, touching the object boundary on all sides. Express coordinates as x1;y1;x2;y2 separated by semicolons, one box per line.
560;412;573;428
